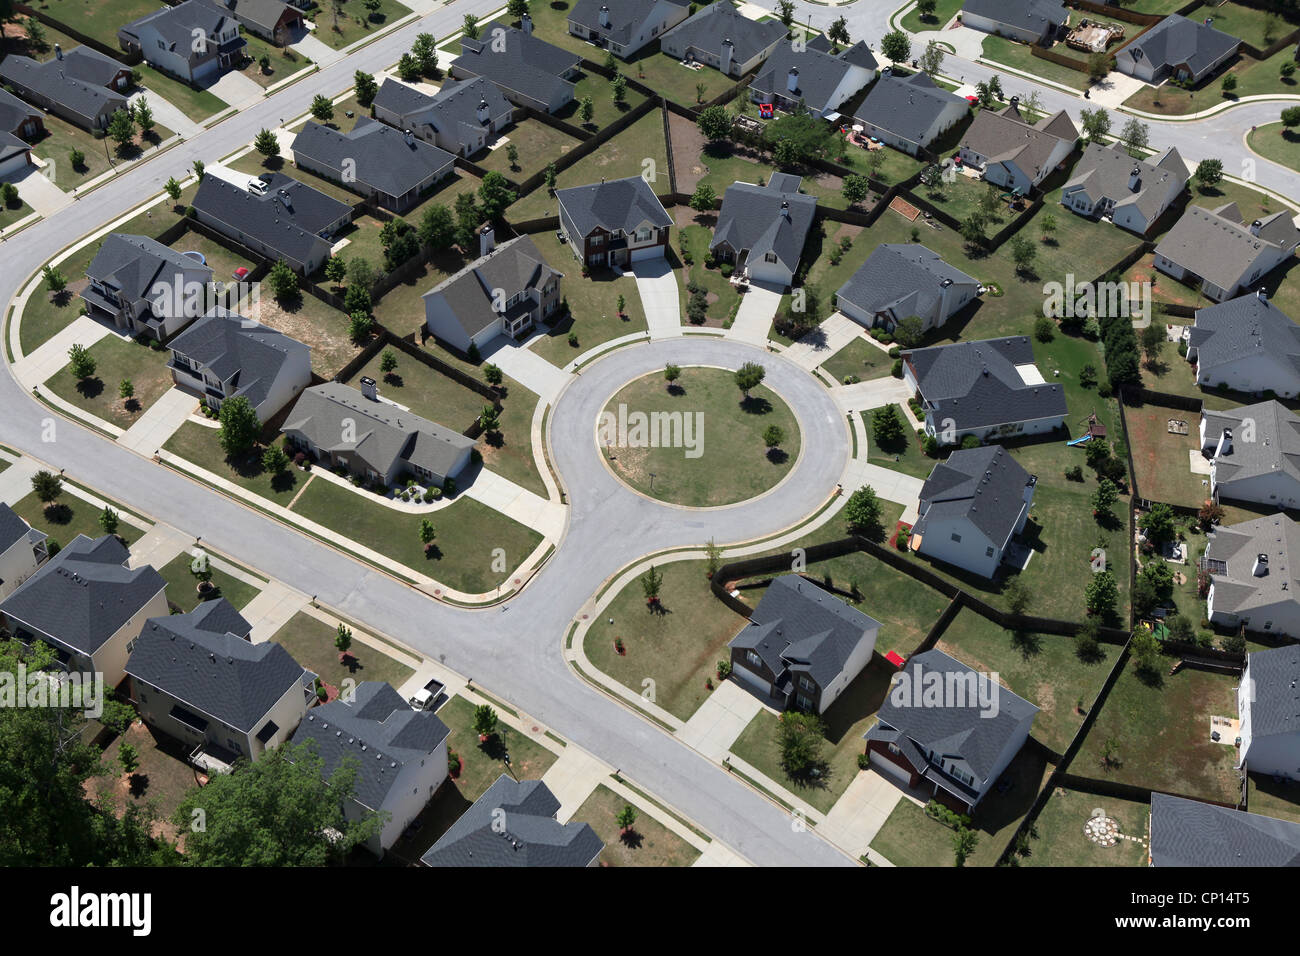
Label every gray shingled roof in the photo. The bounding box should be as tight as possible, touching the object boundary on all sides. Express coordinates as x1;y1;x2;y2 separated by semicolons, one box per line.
422;234;562;339
661;2;786;63
710;177;817;272
854;71;967;146
83;233;214;317
373;76;512;155
1062;143;1189;223
1202;400;1300;491
282;382;475;480
0;88;39;134
903;335;1066;432
121;0;246;64
837;243;978;329
1150;792;1300;866
914;445;1036;547
192;172;352;266
0;534;165;656
168;310;310;410
568;0;690;49
0;130;29;164
865;647;1037;793
0;502;39;554
1123;14;1241;77
292;117;454;199
1192;292;1300;389
749;40;877;114
1244;643;1300;740
126;599;309;733
961;0;1068;35
960;103;1076;180
729;574;880;692
422;774;604;867
1203;513;1300;618
0;52;129;124
196;0;297;33
556;174;672;238
1155;203;1300;295
291;682;450;812
452;22;580;105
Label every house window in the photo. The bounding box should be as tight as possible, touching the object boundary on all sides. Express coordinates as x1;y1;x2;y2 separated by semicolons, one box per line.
590;234;604;246
796;694;814;711
764;252;777;263
887;742;899;755
1264;621;1273;630
950;532;962;543
985;547;995;558
634;227;651;242
746;650;762;668
799;676;814;692
126;638;137;654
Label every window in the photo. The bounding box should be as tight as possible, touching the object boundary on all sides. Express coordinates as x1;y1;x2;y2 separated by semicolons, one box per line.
985;547;995;558
950;532;962;543
590;233;604;246
764;252;777;263
1265;621;1273;630
746;650;762;668
796;694;814;711
888;742;900;755
634;227;651;242
799;676;814;692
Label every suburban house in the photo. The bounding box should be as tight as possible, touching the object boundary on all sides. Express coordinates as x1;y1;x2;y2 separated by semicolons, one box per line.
1199;401;1300;509
423;228;563;353
1115;14;1241;85
1154;203;1300;303
167;308;312;422
0;47;130;132
422;775;604;867
291;117;456;213
81;233;215;341
727;574;881;714
372;76;513;158
960;0;1069;45
291;681;451;854
957;98;1077;194
0;88;44;142
281;382;476;488
0;534;167;689
556;175;672;269
902;336;1067;445
1239;643;1300;779
195;0;304;44
709;173;817;288
1188;292;1300;397
865;648;1038;812
853;71;969;157
125;599;316;772
911;445;1038;578
0;130;33;179
1059;143;1188;236
1202;515;1300;639
192;171;353;275
659;3;786;78
0;503;48;600
1149;792;1300;866
566;0;692;59
449;21;582;114
837;243;980;334
118;0;247;84
748;39;877;119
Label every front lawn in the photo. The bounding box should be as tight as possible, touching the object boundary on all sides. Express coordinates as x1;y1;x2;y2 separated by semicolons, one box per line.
0;194;33;230
1248;123;1300;174
44;334;176;430
134;66;227;122
8;489;145;549
820;335;893;384
1022;787;1150;867
438;695;558;800
980;36;1091;91
674;218;742;327
239;33;312;89
28;114;118;184
1123;48;1298;116
901;0;964;32
574;784;702;866
163;421;307;507
156;552;265;613
310;0;411;50
862;407;933;480
270;610;415;690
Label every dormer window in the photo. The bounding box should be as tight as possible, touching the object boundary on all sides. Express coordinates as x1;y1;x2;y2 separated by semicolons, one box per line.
634;226;651;242
746;650;761;668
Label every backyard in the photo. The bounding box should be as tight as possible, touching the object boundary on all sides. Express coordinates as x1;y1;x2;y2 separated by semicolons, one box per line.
1122;398;1209;509
980;36;1091;91
1022;787;1151;867
270;611;415;691
254;291;361;380
474;118;584;181
574;785;702;866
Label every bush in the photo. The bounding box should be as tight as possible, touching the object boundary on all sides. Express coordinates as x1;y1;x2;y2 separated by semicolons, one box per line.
888;345;901;359
856;753;870;770
891;358;903;378
1065;465;1084;482
960;434;980;449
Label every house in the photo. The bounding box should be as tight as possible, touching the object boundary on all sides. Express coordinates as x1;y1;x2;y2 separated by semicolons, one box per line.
566;0;692;59
291;681;451;854
281;382;476;489
1199;402;1300;509
1188;293;1300;397
372;76;513;158
911;445;1038;578
1238;643;1300;779
450;21;581;114
167;308;312;422
0;47;130;132
865;648;1038;812
556;175;672;269
1154;203;1300;303
191;171;353;275
0;503;48;600
422;775;604;866
81;233;215;341
1060;143;1189;236
1149;792;1300;866
291;117;455;213
0;534;167;688
195;0;304;45
727;574;881;714
748;39;877;119
709;174;816;287
957;98;1077;194
853;70;969;157
1202;515;1300;639
0;88;44;141
119;0;247;85
659;3;786;78
959;0;1069;45
902;336;1068;445
125;599;316;772
423;227;563;352
837;243;980;335
0;131;34;179
1115;14;1241;85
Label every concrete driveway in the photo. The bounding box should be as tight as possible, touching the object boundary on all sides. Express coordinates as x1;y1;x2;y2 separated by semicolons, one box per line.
632;258;683;340
292;31;344;68
783;312;870;372
484;337;571;403
206;70;264;108
6;166;66;216
117;387;198;454
726;281;783;346
131;89;202;138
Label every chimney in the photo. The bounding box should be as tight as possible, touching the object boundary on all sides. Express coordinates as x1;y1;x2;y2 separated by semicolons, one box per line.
54;43;63;60
1254;553;1269;577
403;128;415;146
359;376;378;400
721;37;734;76
599;4;610;28
1258;288;1269;301
480;223;495;258
1216;427;1233;459
476;98;490;123
521;11;533;34
781;199;790;220
787;67;799;93
1250;219;1263;236
1128;166;1141;192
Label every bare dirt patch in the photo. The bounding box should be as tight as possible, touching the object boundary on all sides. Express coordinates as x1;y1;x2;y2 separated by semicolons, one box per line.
254;296;362;379
668;110;709;193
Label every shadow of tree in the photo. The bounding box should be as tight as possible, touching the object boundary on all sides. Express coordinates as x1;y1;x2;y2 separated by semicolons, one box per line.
618;828;644;849
75;377;105;399
739;396;771;415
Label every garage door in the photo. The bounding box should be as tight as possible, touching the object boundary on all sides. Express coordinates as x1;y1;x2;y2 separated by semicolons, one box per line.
869;750;915;788
629;244;664;264
0;152;31;179
732;663;770;696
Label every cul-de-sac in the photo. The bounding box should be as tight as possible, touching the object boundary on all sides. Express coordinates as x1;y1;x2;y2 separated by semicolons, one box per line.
2;0;1300;872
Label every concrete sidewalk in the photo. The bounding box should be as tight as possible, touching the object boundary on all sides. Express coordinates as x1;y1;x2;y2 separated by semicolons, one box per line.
725;281;782;346
782;312;865;372
292;31;344;68
487;337;572;403
632;259;683;340
242;580;308;640
125;523;192;571
12;316;115;388
678;680;768;761
465;467;565;540
117;387;197;454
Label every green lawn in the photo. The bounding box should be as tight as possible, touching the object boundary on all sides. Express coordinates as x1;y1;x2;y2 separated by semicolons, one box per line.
901;0;963;32
912;173;1016;239
980;36;1091;91
557;69;649;133
820;335;893;384
372;248;470;336
44;334;176;430
270;610;415;691
349;348;485;432
862;407;933;480
574;784;701;866
1123;48;1298;116
675;220;742;327
1022;787;1150;867
287;479;545;593
474;119;584;181
36;0;162;48
310;0;411;50
134;66;227;122
28;114;118;185
239;33;312;89
1247;773;1300;825
438;695;558;800
90;719;197;845
602;367;801;507
0;195;34;230
164;422;307;507
8;489;145;550
156;552;264;614
1248;123;1300;174
1198;2;1295;50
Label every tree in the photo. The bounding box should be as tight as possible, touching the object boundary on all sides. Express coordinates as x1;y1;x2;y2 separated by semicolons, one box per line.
396;52;421;82
959;212;987;247
454;192;480;249
920;39;944;78
916;0;937;20
690;183;716;212
98;506;120;537
117;742;139;777
697;104;731;141
844;485;883;538
641;564;663;603
953;825;979;867
484;363;503;386
69;147;85;170
1139;503;1176;545
872;403;905;447
262;445;289;474
1039;212;1057;242
175;741;380;865
1130;627;1162;678
412;32;438;76
310;93;334;123
380;350;398;381
579;95;595;125
507;0;529;19
478;171;517;220
1139;321;1165;366
1118;117;1149;155
1195;158;1223;190
1009;235;1036;275
827;16;850;48
616;293;626;316
734;361;766;397
1085;569;1118;616
346;258;375;312
1019;90;1045;123
612;73;627;106
23;16;47;52
1092;478;1118;518
418;202;456;251
478;405;500;433
362;0;381;17
1034;316;1055;342
1282;105;1300;131
763;425;785;449
267;259;298;302
354;70;378;107
380;217;420;271
842;174;870;206
778;710;826;778
1087;51;1112;82
31;471;62;506
471;705;499;742
462;13;481;39
324;255;348;286
68;342;96;380
696;81;707;105
1079;107;1111;144
164;176;182;202
616;804;638;832
42;265;67;295
253;127;280;158
217;396;260;457
118;378;134;404
1221;73;1238;96
1284;60;1297;81
193;159;205;179
1198;499;1225;531
348;311;374;344
107;108;135;149
418;519;436;548
663;364;682;389
335;623;352;655
776;0;795;27
1005;580;1031;616
544;162;558;194
880;29;910;64
505;143;519;170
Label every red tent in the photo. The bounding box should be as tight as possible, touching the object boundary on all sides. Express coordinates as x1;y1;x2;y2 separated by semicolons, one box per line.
885;650;906;668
